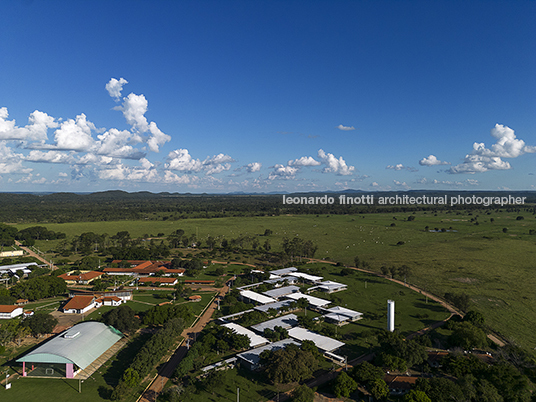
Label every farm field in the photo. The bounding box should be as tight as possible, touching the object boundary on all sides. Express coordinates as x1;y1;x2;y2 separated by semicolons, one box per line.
15;209;536;350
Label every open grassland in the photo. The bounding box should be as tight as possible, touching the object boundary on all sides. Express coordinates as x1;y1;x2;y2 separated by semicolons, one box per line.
17;209;536;349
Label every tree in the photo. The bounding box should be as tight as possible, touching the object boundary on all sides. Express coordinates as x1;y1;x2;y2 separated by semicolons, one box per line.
122;368;140;387
464;310;485;327
102;305;139;333
23;312;58;336
448;322;488;349
352;361;385;384
403;389;432;402
369;378;389;400
263;344;318;384
333;371;358;398
291;384;314;402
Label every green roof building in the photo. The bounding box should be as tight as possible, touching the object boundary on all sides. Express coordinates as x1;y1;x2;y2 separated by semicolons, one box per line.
17;321;123;378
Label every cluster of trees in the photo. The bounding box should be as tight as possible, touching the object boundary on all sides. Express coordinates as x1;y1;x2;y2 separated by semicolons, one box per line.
281;237;318;262
9;275;67;301
112;318;185;400
444;292;471;312
142;303;193;326
0;312;58;347
414;360;531;402
0;224;66;247
170;258;204;276
16;226;66;246
260;342;319;384
174;324;250;380
102;305;140;334
262;325;288;342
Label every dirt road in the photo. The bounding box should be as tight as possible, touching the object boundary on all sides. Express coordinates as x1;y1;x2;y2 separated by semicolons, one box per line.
14;240;57;270
138;283;229;402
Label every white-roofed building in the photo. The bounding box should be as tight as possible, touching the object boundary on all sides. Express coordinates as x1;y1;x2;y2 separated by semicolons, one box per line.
290;272;323;283
254;299;297;314
250;314;299;333
240;290;277;305
308;280;348;294
285;292;331;309
269;267;298;276
221;323;270;348
262;285;300;300
322;306;363;325
263;276;299;286
288;327;345;353
236;339;301;370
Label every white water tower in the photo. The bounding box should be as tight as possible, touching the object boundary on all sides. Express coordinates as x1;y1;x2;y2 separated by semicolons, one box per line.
387;300;395;332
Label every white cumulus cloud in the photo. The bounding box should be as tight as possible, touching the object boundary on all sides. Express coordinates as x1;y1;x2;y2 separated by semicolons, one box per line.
245;162;262;173
449;124;535;174
288;156;321;167
317;149;355;175
268;164;298;180
106;77;128;101
54;113;96;151
419;155;450;166
0;108;58;141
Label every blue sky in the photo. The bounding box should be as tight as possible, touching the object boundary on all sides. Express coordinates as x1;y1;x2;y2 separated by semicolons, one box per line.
1;0;535;193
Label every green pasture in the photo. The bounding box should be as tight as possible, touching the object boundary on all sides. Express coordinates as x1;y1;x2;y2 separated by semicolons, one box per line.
14;210;536;349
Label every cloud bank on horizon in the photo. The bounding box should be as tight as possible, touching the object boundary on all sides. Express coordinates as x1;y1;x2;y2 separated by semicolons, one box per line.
0;78;534;192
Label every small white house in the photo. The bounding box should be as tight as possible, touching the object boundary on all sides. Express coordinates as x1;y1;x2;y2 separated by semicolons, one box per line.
0;305;24;319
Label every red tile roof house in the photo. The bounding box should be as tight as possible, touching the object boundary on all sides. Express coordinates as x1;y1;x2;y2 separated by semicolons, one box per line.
384;374;420;396
58;271;104;285
62;295;101;314
0;305;24;319
104;261;185;277
138;277;178;286
96;296;124;307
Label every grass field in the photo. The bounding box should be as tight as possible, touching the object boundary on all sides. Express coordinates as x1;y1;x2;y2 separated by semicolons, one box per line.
15;210;536;350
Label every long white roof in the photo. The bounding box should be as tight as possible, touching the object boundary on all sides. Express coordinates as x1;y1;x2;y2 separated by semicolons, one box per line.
290;272;323;282
240;290;277;305
288;327;345;352
262;285;300;299
269;267;298;276
324;306;362;319
285;292;331;307
221;323;269;348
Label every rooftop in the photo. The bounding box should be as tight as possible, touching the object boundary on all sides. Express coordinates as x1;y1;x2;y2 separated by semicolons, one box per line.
240;290;277;305
250;313;299;333
0;305;21;313
288;327;345;352
262;285;300;299
285;292;331;307
221;323;269;348
63;295;95;311
254;299;295;313
323;306;363;320
269;267;298;276
290;272;323;282
17;321;123;370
